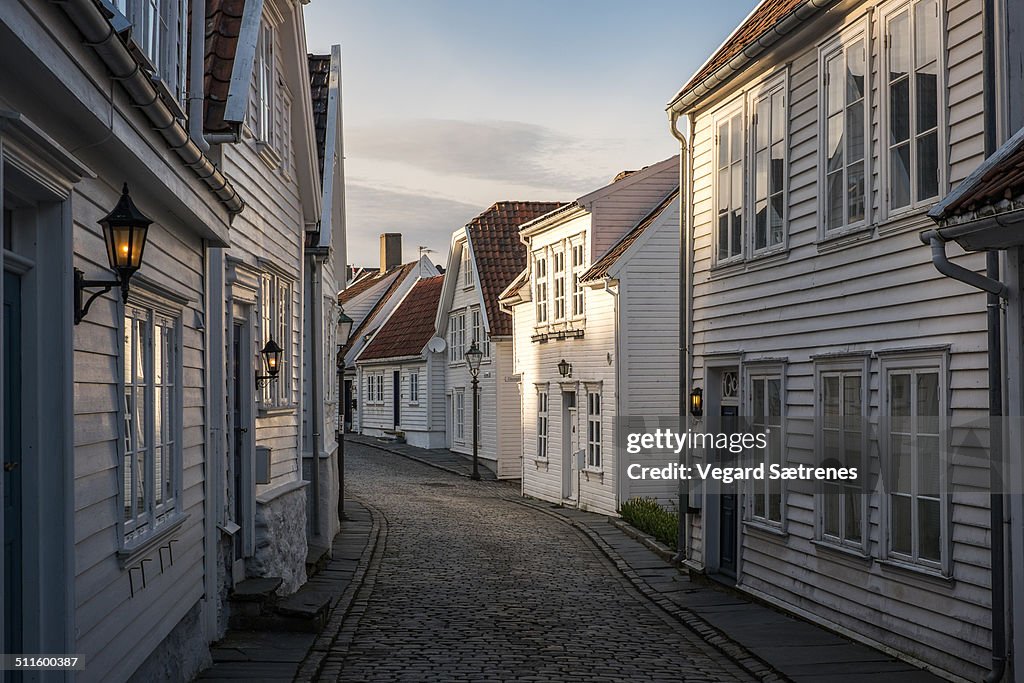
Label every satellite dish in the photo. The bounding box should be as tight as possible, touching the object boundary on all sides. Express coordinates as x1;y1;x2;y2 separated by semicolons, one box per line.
426;336;446;353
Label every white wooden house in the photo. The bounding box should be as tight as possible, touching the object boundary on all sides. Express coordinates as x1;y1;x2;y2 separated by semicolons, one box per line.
434;202;562;478
354;276;446;448
500;160;678;515
0;0;248;679
668;0;1003;679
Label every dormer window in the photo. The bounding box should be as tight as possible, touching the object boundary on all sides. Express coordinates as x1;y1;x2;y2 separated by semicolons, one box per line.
109;0;188;109
462;243;474;288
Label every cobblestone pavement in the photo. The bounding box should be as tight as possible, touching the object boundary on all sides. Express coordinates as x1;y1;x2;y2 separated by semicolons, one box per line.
318;442;756;682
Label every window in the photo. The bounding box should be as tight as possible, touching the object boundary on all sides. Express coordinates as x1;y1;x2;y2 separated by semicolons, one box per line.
112;0;188;107
819;369;865;548
553;251;566;320
365;373;384;404
715;108;745;262
535;255;548;323
122;304;180;545
822;30;868;232
884;0;941;213
254;23;275;144
537;390;549;459
454;389;465;442
260;271;293;407
751;79;786;252
376;374;384;403
471;307;489;357
750;374;783;525
462;243;474;287
886;365;944;568
409;371;419;403
571;242;585;317
587;391;602;469
448;311;466;362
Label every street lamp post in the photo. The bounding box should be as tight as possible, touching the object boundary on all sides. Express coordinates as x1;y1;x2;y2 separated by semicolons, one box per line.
336;308;354;522
465;342;484;481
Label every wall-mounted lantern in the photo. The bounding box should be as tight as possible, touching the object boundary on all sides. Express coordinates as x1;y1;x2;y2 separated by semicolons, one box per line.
74;183;152;324
689;387;704;418
557;358;572;378
255;338;283;388
338;308;354;345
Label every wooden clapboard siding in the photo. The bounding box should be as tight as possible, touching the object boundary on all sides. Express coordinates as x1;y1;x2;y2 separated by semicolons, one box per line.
494;339;523;479
71;179;209;683
587;162;678;259
683;0;990;678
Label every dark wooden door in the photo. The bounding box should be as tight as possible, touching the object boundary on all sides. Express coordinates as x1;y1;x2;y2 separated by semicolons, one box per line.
719;404;739;578
3;270;23;670
392;371;401;428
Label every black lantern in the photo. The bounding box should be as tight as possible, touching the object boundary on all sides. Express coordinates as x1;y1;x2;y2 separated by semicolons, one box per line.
465;341;483;378
74;183;152;324
557;358;572;378
338;308;354;345
689;387;704;418
256;338;283;388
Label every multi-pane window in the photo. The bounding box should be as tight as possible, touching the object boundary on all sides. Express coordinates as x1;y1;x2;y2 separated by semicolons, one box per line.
366;373;385;404
716;109;745;262
887;367;943;567
820;371;864;548
462;243;474;287
750;375;783;525
751;81;786;252
449;311;466;362
409;371;419;403
260;272;292;407
534;255;548;323
454;389;465;442
571;243;585;317
885;0;940;212
254;23;275;144
537;390;549;459
553;251;566;320
471;308;489;357
123;305;180;545
587;391;602;469
823;32;868;231
113;0;188;107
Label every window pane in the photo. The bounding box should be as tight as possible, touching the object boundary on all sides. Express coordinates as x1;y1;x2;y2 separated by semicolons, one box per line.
768;378;782;419
918;497;941;561
770;142;784;195
731;164;743;257
916;64;938;133
848;161;865;224
824;484;841;536
892;493;912;554
730;114;743;162
847;102;865;163
914;0;938;69
918;435;940;496
845;489;862;542
847;40;866;103
826;54;843;116
770;90;785;143
916;131;939;200
890;144;912;209
890;78;911;145
826;171;844;231
755;150;768;200
827;114;843;173
718;120;730;168
770;194;784;247
917;371;939;432
892;433;912;493
889;10;911;82
756;98;770;150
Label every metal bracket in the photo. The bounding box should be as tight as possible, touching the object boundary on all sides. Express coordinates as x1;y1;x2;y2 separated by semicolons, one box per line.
74;268;120;325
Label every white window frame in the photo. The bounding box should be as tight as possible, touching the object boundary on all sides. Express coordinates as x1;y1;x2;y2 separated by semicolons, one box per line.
534;253;548;324
111;0;188;109
552;249;566;321
586;389;602;470
448;310;466;363
712;97;746;266
120;298;183;549
254;21;276;146
536;388;549;459
814;356;870;552
747;71;788;256
461;242;474;288
879;351;950;574
818;22;871;237
259;270;294;409
570;239;586;318
454;389;466;443
879;0;945;219
471;307;489;358
746;366;785;529
409;370;419;404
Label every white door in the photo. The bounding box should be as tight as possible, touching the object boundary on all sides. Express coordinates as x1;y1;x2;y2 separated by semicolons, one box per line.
562;390;577;500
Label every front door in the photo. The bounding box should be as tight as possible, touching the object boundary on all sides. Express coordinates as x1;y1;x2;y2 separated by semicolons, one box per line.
562;390;577;500
230;321;251;582
718;404;739;579
393;371;401;428
3;271;22;671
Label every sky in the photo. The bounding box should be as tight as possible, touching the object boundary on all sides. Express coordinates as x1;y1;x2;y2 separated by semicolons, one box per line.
304;0;758;269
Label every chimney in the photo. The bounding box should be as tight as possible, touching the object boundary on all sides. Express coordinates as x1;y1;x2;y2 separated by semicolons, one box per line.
380;233;402;273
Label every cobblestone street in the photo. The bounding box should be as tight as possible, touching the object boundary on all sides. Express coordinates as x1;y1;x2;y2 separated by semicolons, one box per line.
313;443;755;682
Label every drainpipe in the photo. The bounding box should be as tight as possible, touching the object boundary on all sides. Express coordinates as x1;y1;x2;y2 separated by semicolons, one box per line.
308;253;323;537
188;0;210;151
669;110;691;562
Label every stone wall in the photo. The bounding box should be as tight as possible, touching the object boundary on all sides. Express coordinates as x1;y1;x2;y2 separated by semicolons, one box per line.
250;486;309;594
128;600;211;683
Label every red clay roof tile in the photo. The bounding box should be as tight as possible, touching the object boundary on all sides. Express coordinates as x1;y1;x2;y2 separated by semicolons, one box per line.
359;276;444;361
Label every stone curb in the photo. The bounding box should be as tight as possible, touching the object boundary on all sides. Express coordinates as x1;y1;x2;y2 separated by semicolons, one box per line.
510;497;790;683
608;518;677;563
294;498;384;682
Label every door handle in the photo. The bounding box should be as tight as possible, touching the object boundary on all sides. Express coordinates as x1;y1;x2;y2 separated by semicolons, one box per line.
236;427;248;434
4;462;18;472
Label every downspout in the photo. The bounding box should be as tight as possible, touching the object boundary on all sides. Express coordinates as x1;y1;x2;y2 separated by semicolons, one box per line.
308;253;323;537
669;110;691;562
188;0;210;151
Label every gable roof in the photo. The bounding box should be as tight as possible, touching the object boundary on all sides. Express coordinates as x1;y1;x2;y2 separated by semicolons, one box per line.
930;125;1024;222
498;268;530;303
669;0;837;110
358;276;444;361
339;263;408;306
580;188;680;283
308;53;330;183
339;261;419;362
203;0;245;134
467;201;564;337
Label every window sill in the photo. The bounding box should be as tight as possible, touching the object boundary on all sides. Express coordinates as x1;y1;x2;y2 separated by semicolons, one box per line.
582;467;604;480
877;558;953;586
817;224;874;253
877;207;933;236
743;519;787;539
747;247;788;266
708;259;746;278
254;140;282;170
118;513;188;567
811;539;871;563
408;401;420;407
533;458;549;468
258;405;297;417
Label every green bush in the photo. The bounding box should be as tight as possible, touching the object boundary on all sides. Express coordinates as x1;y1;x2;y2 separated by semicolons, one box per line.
619;497;679;550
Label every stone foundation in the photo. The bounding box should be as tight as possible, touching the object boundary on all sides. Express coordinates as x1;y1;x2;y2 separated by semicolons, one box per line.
128;600;211;683
250;485;308;594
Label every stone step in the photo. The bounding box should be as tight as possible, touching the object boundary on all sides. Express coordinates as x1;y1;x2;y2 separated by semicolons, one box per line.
229;577;283;602
305;543;330;578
